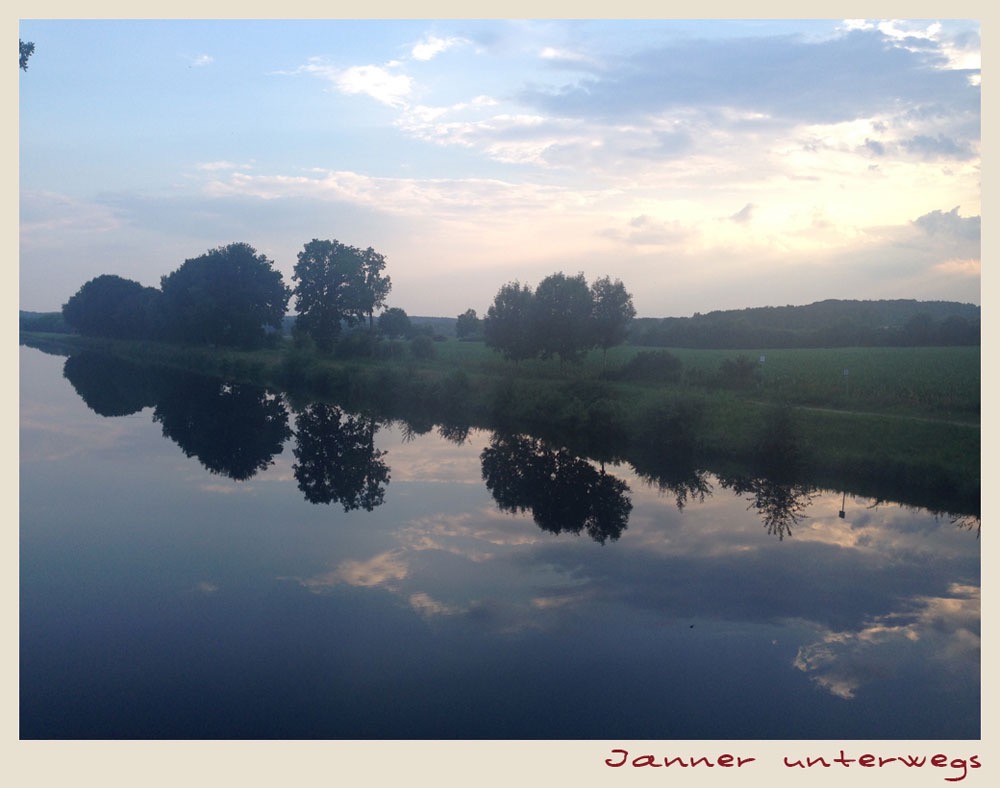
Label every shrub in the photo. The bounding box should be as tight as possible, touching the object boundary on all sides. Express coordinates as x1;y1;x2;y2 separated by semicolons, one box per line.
616;350;683;383
718;355;761;389
410;334;435;360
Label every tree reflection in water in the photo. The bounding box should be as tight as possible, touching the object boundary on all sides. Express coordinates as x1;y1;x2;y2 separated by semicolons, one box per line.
153;375;292;481
63;352;160;417
718;405;817;540
717;476;819;540
480;432;632;544
292;402;390;511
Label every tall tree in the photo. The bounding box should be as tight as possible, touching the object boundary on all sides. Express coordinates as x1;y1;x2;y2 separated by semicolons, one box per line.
484;281;537;361
532;271;594;362
292;239;391;351
590;276;636;365
355;246;392;330
159;242;290;348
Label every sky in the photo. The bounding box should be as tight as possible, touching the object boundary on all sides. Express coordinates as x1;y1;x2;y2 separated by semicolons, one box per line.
17;17;982;319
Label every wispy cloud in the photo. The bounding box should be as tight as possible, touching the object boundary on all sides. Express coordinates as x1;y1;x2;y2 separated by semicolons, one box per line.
411;34;465;61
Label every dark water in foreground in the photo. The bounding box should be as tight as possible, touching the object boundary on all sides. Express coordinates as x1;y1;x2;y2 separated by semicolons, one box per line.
19;346;980;739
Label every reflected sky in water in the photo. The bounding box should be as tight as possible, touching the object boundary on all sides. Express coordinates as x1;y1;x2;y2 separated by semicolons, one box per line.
19;347;980;739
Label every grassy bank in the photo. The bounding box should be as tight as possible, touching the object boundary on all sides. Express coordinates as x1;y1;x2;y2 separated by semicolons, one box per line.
20;331;980;515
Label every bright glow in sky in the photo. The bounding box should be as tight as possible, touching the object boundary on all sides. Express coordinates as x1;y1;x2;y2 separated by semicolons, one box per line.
18;17;981;318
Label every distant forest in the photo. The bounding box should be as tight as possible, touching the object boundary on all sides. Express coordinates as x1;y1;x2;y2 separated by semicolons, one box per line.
21;298;980;350
626;299;980;348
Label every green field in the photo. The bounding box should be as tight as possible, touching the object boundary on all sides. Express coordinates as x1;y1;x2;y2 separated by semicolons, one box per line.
415;340;980;423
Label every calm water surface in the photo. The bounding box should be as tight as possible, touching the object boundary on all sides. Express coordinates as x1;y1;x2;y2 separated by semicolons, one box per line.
19;346;980;739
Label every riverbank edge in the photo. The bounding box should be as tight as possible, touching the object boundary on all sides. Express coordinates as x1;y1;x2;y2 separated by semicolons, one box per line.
20;331;980;518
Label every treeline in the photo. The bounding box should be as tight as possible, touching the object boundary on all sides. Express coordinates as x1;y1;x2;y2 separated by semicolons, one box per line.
629;299;980;348
53;239;394;352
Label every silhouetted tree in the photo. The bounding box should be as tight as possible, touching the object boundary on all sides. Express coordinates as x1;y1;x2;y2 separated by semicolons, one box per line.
455;308;481;340
292;239;391;351
62;274;163;339
19;39;34;71
484;281;537;361
718;405;817;539
159;242;289;348
153;374;292;480
532;272;594;362
355;245;392;330
62;353;161;417
590;275;636;365
481;432;632;544
378;306;411;339
292;403;390;511
719;475;818;540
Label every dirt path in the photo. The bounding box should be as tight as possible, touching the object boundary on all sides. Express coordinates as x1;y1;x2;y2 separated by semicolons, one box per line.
788;402;979;429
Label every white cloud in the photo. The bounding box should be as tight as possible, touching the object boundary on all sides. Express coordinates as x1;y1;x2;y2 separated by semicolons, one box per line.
411;35;464;61
292;57;413;107
336;64;413;107
190;54;213;67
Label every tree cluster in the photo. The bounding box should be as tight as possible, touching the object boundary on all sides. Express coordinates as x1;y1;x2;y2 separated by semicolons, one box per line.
482;273;635;363
60;239;393;352
292;239;391;351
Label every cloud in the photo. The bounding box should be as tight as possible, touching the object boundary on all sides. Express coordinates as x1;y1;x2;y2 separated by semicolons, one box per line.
901;133;977;160
913;206;980;245
335;64;413;107
730;203;755;223
195;160;254;172
297;550;410;591
292;57;413;107
411;35;464;61
793;584;980;699
539;46;601;71
863;138;886;157
409;592;464;617
190;54;213;67
517;26;978;134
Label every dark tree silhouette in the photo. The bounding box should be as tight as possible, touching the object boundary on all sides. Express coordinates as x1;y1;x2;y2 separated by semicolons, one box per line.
590;275;635;365
718;405;816;539
159;242;289;348
292;403;390;511
481;432;632;544
719;475;818;540
455;308;481;340
62;274;163;339
484;281;538;361
62;353;161;418
377;306;411;339
153;374;291;481
532;272;594;362
20;39;34;71
292;239;391;351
